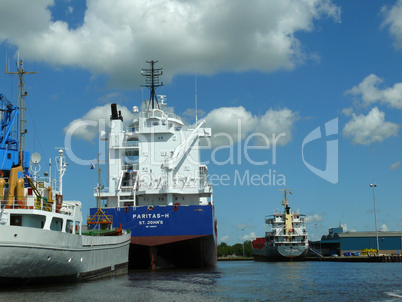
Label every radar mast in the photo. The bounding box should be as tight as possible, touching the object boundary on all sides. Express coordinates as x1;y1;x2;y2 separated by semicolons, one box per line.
141;60;163;110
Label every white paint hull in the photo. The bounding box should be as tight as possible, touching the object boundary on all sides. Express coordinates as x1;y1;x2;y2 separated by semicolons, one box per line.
0;225;130;282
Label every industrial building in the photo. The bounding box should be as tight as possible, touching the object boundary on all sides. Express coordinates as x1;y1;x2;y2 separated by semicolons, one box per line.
311;227;402;256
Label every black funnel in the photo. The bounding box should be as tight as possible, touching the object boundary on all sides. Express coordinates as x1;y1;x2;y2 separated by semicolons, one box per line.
110;103;119;120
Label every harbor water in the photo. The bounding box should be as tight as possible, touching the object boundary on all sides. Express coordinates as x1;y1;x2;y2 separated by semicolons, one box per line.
1;261;401;301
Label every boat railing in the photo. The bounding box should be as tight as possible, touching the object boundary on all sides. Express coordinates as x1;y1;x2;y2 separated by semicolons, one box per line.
94;187;110;194
127;126;140;132
0;196;74;216
121;164;139;171
123;140;139;147
139;111;182;121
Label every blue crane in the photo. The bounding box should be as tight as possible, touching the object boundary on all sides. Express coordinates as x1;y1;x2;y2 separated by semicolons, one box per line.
0;93;27;176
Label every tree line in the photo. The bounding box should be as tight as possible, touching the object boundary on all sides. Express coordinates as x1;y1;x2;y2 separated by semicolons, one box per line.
217;241;253;258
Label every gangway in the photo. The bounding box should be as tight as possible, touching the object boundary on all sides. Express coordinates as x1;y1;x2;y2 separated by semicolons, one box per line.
309;246;323;257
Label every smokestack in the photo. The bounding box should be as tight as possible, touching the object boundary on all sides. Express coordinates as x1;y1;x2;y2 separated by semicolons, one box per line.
110;104;119;120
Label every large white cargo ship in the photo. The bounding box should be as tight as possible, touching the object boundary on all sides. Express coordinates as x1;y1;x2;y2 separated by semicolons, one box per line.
89;61;217;269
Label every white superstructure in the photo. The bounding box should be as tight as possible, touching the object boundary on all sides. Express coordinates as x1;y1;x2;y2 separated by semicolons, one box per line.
98;83;212;209
253;190;309;261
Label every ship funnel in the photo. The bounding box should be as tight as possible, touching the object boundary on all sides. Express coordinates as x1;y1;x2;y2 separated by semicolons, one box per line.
110;104;119;120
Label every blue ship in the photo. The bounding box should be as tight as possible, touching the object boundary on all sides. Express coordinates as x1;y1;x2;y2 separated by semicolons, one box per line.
89;61;217;269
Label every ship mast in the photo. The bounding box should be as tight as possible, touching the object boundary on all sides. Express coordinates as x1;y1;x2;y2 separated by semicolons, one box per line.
141;60;163;110
5;60;36;165
280;189;292;207
280;189;292;214
87;153;112;230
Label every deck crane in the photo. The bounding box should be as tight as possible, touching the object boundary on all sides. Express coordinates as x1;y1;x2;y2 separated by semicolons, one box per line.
0;93;21;176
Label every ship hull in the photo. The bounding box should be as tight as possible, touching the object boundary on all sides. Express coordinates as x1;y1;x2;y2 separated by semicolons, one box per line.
91;204;217;269
253;241;308;262
0;225;131;285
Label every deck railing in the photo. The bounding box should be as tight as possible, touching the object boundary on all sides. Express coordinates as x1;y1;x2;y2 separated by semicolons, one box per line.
0;196;74;216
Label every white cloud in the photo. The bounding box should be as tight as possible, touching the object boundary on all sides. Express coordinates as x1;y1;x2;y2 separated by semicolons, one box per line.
64;103;134;141
381;0;402;49
203;106;298;147
345;74;402;110
242;232;257;241
0;0;340;88
389;161;400;170
255;108;297;146
204;106;257;147
379;224;388;232
219;235;230;243
306;214;324;223
342;107;354;116
66;6;73;15
341;223;355;232
342;107;399;145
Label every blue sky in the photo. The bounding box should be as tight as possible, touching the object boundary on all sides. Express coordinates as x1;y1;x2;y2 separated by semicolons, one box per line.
0;0;401;244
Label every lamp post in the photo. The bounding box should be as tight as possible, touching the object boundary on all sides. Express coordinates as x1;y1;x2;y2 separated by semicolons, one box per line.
315;223;322;255
241;228;245;257
370;184;379;255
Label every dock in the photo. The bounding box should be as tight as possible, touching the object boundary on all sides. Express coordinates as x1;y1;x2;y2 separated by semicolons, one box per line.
218;256;402;263
218;257;254;261
306;255;402;263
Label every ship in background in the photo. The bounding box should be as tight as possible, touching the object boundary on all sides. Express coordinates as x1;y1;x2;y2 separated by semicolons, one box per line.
89;60;217;269
252;189;309;261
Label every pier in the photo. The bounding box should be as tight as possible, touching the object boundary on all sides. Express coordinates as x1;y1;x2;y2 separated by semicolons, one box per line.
306;255;402;263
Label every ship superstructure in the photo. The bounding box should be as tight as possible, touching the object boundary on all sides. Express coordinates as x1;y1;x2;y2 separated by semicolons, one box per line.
90;61;217;269
252;190;309;261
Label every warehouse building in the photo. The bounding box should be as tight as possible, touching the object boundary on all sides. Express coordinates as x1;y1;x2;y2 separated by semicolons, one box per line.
311;227;402;256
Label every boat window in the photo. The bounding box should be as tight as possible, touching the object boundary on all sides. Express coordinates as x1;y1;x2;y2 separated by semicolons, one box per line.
75;221;80;234
66;219;74;233
10;214;46;229
50;217;63;231
10;215;22;226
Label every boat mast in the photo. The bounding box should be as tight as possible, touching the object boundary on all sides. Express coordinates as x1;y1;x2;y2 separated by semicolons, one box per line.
56;149;67;195
141;60;163;110
87;153;112;230
97;153;102;209
5;60;36;165
280;189;292;207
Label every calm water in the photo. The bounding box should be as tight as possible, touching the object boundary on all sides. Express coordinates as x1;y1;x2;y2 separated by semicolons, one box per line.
1;261;401;301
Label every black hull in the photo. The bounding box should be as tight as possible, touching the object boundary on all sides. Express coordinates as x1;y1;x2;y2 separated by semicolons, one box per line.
130;235;217;269
253;253;307;262
253;245;309;262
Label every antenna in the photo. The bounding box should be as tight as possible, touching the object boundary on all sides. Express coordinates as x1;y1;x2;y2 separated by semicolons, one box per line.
141;60;164;110
195;73;198;125
30;152;41;181
5;59;36;166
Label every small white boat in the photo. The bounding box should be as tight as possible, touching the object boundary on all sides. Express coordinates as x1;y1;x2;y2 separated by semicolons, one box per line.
0;150;131;285
0;60;130;285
